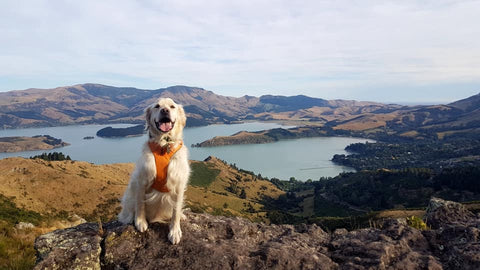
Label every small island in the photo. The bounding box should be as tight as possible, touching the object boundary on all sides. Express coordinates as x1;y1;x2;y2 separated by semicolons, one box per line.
96;124;145;138
0;135;69;153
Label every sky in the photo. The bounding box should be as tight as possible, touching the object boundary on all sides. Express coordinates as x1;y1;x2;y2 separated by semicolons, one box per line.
1;0;479;103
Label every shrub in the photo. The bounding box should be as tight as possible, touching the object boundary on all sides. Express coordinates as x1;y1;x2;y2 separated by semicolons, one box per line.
406;216;429;230
0;194;42;226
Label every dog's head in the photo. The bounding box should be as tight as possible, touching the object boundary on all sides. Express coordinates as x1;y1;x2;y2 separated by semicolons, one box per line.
145;98;186;143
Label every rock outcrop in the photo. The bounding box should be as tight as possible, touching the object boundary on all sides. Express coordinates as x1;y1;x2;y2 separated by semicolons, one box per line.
34;198;480;269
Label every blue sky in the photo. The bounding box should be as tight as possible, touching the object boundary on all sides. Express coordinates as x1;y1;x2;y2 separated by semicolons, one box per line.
1;0;479;103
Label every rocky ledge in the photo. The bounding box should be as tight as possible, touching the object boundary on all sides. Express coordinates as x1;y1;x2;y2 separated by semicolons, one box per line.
34;198;480;269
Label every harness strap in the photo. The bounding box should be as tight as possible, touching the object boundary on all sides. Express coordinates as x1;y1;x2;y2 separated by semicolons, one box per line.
148;141;183;193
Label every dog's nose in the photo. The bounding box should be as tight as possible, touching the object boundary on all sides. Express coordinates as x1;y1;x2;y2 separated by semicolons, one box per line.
161;108;169;114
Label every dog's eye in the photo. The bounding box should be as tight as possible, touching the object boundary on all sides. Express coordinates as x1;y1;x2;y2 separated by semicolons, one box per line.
154;104;160;109
170;105;175;109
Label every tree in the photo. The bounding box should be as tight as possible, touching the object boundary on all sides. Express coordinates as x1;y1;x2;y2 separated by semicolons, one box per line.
239;188;247;199
30;152;72;161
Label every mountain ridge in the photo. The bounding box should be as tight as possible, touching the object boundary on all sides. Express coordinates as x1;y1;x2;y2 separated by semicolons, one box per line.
0;84;479;141
0;83;399;128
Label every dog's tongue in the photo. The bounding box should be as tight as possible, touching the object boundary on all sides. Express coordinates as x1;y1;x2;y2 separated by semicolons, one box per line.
160;122;173;132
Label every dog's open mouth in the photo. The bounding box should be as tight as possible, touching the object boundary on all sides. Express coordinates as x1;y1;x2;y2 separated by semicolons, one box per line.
155;118;175;133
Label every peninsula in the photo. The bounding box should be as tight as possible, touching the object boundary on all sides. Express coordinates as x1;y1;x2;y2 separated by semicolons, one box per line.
0;135;69;153
192;126;361;147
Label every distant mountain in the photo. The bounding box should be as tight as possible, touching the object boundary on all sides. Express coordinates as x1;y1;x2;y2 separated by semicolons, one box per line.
449;92;480;112
0;83;395;129
0;84;478;140
323;93;480;140
254;95;330;112
0;84;246;128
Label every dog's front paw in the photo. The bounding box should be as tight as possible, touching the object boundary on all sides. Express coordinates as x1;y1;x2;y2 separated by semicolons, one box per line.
135;217;148;232
168;225;182;244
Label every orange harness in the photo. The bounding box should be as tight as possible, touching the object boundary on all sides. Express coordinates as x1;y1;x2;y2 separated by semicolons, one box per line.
148;141;183;193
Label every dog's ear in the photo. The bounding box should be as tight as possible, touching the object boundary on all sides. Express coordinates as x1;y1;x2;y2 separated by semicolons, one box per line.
177;104;187;128
144;105;152;131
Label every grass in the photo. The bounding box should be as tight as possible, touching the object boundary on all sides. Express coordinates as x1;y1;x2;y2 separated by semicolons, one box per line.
0;194;43;226
0;194;43;270
189;162;221;187
0;221;37;270
84;197;121;222
0;191;124;270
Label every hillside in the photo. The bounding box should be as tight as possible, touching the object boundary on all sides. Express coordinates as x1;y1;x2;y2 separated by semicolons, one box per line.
449;92;480;112
0;157;133;219
0;135;69;153
0;156;283;222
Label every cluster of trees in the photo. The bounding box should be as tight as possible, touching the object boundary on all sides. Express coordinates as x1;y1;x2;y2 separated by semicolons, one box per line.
434;166;480;193
32;135;64;146
265;165;480;225
332;139;480;171
269;177;311;192
226;181;247;199
30;152;71;161
317;166;480;210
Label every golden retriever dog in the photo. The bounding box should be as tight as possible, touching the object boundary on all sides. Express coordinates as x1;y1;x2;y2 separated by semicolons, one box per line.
118;98;190;244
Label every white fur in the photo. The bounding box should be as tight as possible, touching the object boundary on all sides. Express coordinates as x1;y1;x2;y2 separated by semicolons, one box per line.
118;98;190;244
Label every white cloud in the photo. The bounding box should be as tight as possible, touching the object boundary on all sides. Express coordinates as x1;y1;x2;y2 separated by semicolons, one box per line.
0;0;479;102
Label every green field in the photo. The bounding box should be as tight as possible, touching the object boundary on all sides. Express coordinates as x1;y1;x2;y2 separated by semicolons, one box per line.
189;162;221;187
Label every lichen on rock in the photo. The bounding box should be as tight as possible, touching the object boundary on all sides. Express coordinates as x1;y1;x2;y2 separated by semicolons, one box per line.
34;198;480;269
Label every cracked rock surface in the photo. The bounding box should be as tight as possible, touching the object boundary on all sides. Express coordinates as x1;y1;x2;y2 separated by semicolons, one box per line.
34;198;480;270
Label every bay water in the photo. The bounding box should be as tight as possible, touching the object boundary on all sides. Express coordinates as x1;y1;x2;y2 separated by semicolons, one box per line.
0;123;373;180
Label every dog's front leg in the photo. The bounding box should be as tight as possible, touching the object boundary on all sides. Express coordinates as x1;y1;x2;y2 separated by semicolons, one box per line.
134;182;148;232
168;184;185;244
